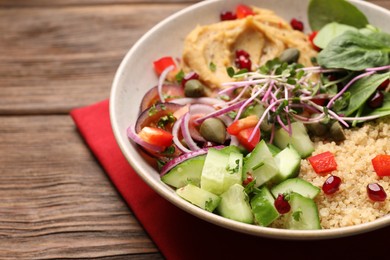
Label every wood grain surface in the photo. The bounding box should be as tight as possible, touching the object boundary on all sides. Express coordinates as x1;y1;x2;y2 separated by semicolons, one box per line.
0;0;389;259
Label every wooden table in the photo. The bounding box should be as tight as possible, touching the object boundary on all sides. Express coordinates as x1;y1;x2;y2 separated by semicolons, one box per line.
0;0;388;259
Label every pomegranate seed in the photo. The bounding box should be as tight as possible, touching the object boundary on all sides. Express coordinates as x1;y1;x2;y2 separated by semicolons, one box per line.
378;79;389;90
322;175;342;195
367;90;384;108
243;173;254;186
367;183;387;202
290;18;304;31
235;49;252;71
181;72;199;87
274;194;291;214
220;11;237;21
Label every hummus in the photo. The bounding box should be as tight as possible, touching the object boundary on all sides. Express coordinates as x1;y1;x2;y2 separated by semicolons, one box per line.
182;7;317;88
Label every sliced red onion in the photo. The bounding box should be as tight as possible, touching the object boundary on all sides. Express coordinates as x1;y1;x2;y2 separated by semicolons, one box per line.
172;116;191;153
181;112;201;151
195;100;246;124
157;65;175;103
160;145;225;176
127;125;164;153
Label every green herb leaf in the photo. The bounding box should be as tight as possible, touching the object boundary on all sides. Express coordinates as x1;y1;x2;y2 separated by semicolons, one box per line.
342;72;390;116
227;67;235;78
317;31;390;71
314;22;357;49
209;62;217;72
308;0;368;31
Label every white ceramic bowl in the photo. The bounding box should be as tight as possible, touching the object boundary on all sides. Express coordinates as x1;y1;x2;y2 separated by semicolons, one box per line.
110;0;390;239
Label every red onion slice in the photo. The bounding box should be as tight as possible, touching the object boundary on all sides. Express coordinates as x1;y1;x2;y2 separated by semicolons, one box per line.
181;112;201;151
127;125;164;153
172;116;191;153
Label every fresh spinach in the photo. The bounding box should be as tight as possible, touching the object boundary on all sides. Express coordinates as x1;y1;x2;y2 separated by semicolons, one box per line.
314;22;357;49
317;31;390;71
341;72;390;116
308;0;369;31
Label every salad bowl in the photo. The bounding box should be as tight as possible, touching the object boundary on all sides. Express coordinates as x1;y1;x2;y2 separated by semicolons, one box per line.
110;0;390;239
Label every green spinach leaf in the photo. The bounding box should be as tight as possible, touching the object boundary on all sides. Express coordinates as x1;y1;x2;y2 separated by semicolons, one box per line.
317;31;390;71
314;22;357;49
341;72;390;116
308;0;368;31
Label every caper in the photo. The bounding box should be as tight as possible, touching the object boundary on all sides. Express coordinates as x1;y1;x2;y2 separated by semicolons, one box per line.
306;114;329;136
199;118;226;144
279;48;300;64
184;79;205;97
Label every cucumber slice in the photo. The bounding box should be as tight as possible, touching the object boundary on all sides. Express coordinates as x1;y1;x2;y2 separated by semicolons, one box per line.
285;192;321;230
200;148;242;195
274;121;314;158
223;152;243;192
161;155;206;188
176;184;221;212
242;140;278;187
251;186;279;226
271;178;320;199
271;145;301;185
267;143;282;156
217;184;254;224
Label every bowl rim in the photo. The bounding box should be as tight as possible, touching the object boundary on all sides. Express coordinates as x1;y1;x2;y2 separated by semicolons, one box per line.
110;0;390;239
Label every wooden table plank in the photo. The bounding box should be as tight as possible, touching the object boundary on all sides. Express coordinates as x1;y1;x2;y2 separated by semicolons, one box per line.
0;3;196;114
0;115;163;259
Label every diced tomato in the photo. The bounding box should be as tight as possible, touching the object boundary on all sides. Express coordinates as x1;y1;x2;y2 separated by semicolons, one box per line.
138;126;173;148
236;4;254;19
227;115;259;135
308;151;338;174
308;31;321;51
236;126;260;152
153;56;176;75
372;155;390;177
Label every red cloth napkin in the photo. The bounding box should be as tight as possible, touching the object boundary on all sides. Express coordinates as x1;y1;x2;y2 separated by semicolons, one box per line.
71;99;389;259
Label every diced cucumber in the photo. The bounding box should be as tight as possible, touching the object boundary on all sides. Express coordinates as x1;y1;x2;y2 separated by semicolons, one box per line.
217;184;253;224
242;140;278;187
200;148;242;195
267;143;282;156
251;186;279;227
271;145;301;184
285;192;321;230
176;184;220;212
274;121;314;158
161;155;206;188
271;178;320;199
223;152;243;192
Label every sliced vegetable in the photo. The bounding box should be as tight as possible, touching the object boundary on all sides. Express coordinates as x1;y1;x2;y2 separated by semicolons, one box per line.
251;186;279;226
153;56;177;75
372;154;390;177
217;184;254;224
140;84;184;112
242;140;278;187
308;151;338;174
161;155;206;188
271;178;320;199
227;115;259;135
138;126;173;148
236;126;260;152
235;4;254;19
176;184;221;212
285;192;321;230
